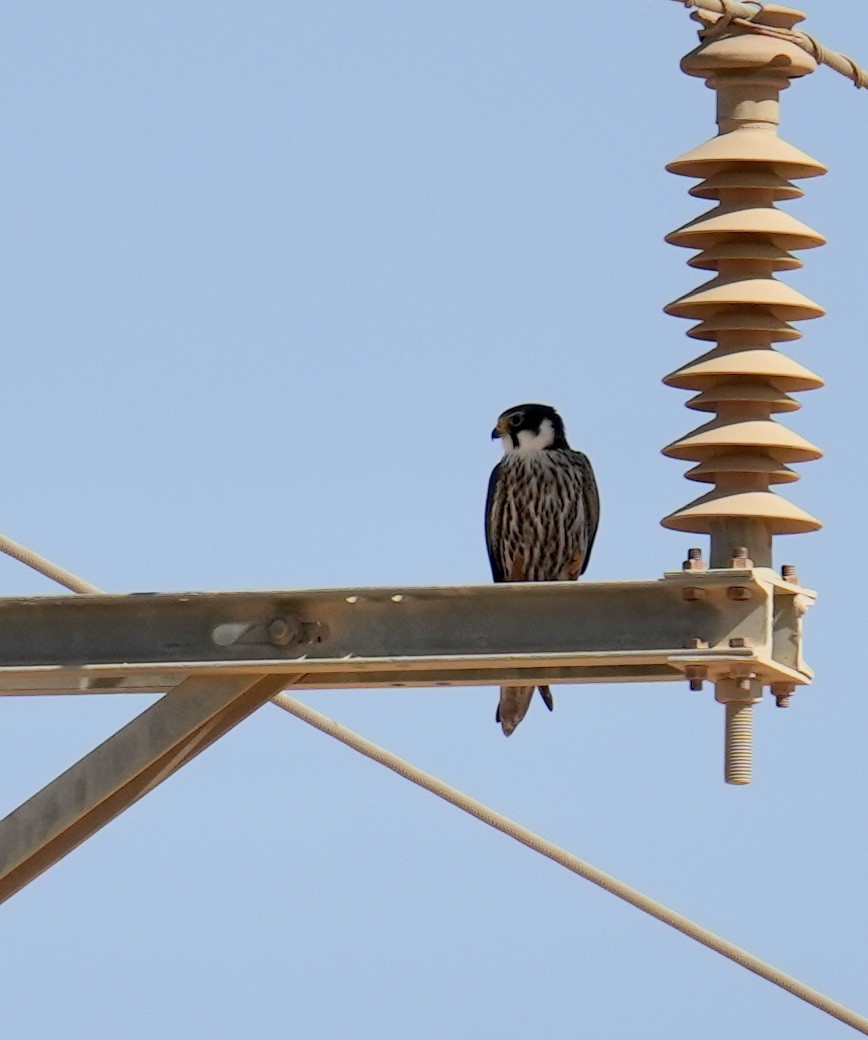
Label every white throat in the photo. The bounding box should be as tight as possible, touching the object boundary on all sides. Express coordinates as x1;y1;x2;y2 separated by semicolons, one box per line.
502;417;556;454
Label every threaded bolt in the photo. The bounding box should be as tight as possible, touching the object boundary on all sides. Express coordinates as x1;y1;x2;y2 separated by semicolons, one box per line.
781;564;799;583
682;547;708;572
724;702;753;785
685;662;707;692
771;681;796;708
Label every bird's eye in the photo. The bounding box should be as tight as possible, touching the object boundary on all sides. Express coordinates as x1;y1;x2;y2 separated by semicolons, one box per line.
509;413;523;427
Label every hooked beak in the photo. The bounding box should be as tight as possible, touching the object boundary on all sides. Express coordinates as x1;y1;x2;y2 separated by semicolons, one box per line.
491;417;509;440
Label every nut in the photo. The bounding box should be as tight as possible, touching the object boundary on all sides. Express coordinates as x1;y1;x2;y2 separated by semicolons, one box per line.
771;681;796;708
267;617;301;647
729;637;750;649
682;548;708;572
682;586;706;602
730;547;753;568
727;586;752;601
683;638;709;650
685;664;707;692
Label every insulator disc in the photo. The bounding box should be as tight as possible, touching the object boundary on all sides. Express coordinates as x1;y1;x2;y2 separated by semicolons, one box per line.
687;241;801;272
666;129;827;180
665;276;824;322
661;489;821;535
666;205;825;251
685;454;798;485
663;417;822;463
664;346;823;392
686;383;800;413
689;167;804;201
686;311;801;342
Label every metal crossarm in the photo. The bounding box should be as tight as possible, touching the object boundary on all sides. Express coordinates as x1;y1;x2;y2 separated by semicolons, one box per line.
0;570;813;696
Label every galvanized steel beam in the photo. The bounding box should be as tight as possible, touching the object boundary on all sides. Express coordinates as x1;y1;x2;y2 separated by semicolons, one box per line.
0;569;813;695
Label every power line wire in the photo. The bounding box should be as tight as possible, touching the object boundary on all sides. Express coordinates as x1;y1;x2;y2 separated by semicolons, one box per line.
0;533;100;594
271;692;868;1036
672;0;868;89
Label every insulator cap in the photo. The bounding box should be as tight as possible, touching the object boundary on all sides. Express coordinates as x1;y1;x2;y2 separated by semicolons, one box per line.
752;5;806;31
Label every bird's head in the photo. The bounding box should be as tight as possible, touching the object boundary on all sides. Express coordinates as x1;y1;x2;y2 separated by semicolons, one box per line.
492;403;569;453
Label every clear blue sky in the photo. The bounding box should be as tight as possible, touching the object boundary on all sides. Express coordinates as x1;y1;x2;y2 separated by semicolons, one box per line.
1;3;866;1037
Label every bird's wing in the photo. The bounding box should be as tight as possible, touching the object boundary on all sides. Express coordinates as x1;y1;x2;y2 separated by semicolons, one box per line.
574;451;600;576
484;461;507;583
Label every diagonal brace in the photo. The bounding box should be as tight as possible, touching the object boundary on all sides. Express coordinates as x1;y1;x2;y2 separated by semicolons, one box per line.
0;672;287;905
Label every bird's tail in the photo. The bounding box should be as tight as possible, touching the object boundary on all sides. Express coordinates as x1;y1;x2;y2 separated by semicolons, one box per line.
496;685;554;737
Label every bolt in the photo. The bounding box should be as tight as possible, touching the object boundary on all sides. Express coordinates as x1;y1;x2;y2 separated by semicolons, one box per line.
731;666;757;694
683;637;708;650
730;547;753;568
731;664;756;678
729;637;749;648
683;643;708;692
682;586;706;602
771;681;796;708
724;701;753;785
682;547;708;572
267;617;301;647
727;586;752;601
781;564;799;584
685;664;707;691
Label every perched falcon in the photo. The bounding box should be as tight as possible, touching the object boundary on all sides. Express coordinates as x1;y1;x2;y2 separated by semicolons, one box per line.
485;403;600;736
